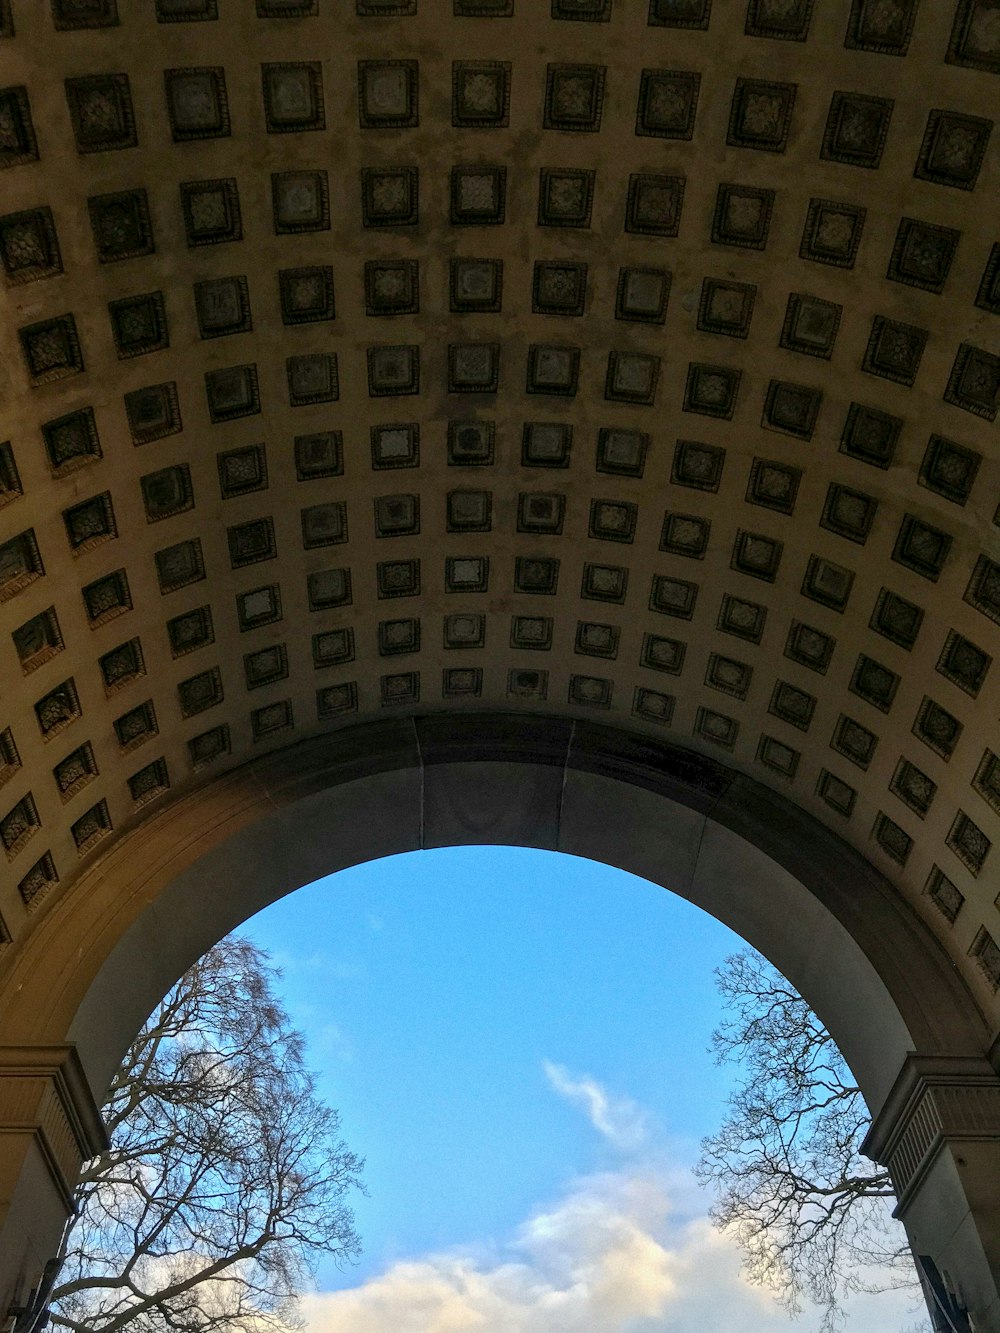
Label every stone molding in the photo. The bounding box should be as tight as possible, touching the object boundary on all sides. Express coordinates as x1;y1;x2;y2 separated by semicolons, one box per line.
0;1046;107;1208
863;1055;1000;1212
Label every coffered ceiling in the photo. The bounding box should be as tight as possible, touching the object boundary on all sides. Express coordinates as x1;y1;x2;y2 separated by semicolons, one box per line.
0;0;998;1012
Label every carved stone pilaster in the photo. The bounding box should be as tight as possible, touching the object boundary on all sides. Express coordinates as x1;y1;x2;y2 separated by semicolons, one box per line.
862;1055;1000;1214
0;1046;108;1317
0;1045;107;1208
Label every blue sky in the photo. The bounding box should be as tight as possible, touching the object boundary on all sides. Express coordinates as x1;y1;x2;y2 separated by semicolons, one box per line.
236;845;928;1332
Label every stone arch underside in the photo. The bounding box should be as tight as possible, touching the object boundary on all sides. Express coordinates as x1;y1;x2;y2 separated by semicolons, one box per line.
42;714;980;1105
1;0;1000;1325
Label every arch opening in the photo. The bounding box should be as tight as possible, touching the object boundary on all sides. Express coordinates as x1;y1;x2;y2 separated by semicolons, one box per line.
192;842;924;1330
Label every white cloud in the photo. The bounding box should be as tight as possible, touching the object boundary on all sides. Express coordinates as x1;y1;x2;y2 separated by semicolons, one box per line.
295;1068;930;1333
314;1019;354;1063
298;1166;927;1333
298;1169;676;1333
542;1060;647;1152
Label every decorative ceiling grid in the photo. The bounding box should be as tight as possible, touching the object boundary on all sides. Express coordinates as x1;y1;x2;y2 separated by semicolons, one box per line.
0;0;999;1000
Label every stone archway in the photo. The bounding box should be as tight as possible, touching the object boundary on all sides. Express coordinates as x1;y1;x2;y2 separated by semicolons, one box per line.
1;715;998;1327
2;0;1000;1325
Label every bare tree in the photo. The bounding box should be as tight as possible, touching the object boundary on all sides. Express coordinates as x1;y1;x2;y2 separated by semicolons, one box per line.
47;936;365;1333
695;949;927;1331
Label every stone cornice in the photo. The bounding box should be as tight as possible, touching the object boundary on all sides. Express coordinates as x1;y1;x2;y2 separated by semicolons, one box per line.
0;1045;107;1206
862;1055;1000;1213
